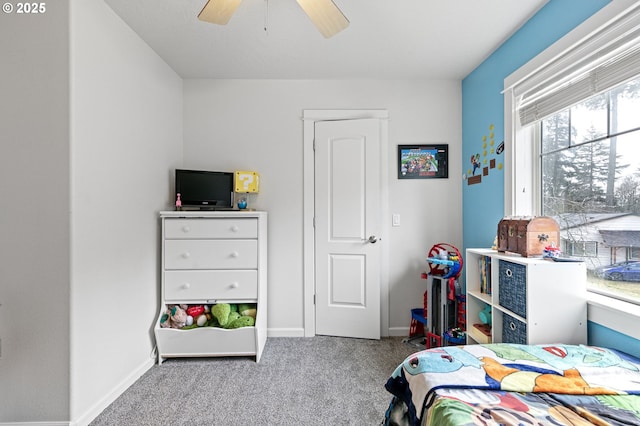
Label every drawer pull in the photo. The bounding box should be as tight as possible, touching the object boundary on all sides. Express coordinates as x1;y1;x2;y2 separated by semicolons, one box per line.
505;268;513;277
231;225;239;232
182;252;191;259
182;282;191;290
231;251;239;258
230;282;239;289
509;321;517;331
182;225;191;233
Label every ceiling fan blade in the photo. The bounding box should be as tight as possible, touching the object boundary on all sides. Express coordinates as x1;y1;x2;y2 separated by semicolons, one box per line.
296;0;349;38
198;0;243;25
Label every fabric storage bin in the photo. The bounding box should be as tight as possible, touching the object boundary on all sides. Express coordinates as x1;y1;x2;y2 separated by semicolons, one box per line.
502;312;527;344
498;260;527;318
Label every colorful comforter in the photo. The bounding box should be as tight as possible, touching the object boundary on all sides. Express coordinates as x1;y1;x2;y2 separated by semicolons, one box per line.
384;344;640;426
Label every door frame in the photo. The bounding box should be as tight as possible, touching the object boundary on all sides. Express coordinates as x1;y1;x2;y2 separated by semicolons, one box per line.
302;109;390;337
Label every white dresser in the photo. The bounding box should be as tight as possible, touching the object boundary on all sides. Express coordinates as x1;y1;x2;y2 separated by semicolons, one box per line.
155;210;267;363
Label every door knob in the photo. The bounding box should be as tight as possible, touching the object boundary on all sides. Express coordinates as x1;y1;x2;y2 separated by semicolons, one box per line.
368;235;378;244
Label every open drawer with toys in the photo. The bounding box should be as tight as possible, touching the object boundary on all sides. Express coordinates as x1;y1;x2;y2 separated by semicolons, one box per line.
154;302;266;363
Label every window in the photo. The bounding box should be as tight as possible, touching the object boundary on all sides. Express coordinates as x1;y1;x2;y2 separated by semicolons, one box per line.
562;240;598;258
505;3;640;305
540;77;640;303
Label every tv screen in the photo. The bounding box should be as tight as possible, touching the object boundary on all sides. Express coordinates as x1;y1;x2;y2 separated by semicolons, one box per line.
175;169;234;209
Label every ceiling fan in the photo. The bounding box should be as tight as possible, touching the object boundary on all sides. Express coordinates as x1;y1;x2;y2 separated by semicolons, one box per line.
198;0;350;38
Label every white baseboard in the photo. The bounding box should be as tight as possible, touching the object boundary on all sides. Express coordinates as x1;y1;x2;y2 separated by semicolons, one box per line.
0;422;69;426
267;327;305;337
267;327;410;338
388;327;410;337
71;357;155;426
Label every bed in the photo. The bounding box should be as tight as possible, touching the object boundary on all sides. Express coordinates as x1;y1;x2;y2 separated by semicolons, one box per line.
384;343;640;426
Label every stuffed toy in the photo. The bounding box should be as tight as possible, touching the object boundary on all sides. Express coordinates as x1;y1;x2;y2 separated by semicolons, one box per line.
224;311;241;327
164;303;256;330
159;304;188;329
211;303;232;326
238;303;257;319
228;315;255;329
210;303;256;328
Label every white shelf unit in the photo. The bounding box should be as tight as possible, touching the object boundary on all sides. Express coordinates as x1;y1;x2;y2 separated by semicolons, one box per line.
465;248;587;346
155;210;267;363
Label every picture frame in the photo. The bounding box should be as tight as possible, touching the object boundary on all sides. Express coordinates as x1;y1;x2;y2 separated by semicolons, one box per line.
397;144;449;179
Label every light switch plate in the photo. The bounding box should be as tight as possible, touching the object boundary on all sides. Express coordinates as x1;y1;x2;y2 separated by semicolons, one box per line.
392;214;400;227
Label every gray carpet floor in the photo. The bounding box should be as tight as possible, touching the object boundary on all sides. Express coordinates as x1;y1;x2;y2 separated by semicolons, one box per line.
90;336;419;426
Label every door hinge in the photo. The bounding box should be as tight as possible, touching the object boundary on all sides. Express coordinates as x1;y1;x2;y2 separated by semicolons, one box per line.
313;294;316;305
313;139;316;151
312;217;315;228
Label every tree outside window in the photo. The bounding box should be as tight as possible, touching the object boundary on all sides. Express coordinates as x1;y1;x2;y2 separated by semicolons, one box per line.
540;77;640;304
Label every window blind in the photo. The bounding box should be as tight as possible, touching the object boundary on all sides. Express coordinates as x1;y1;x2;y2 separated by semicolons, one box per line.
513;4;640;126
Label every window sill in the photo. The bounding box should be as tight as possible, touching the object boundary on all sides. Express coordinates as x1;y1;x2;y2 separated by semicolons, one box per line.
587;292;640;340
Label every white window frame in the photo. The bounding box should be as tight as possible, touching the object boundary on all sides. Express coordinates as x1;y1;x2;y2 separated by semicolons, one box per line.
503;0;640;336
505;0;640;217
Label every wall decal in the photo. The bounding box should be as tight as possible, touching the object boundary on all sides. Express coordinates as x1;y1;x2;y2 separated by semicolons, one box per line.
466;123;503;185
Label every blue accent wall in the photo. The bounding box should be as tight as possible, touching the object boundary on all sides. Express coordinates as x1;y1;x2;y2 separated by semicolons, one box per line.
589;321;640;358
460;0;640;351
462;0;609;250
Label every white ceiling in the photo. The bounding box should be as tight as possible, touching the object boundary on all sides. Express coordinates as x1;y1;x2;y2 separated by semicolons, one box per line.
103;0;549;80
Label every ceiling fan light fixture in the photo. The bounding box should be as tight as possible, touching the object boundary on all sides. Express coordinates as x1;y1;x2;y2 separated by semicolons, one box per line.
198;0;243;25
295;0;349;38
197;0;349;38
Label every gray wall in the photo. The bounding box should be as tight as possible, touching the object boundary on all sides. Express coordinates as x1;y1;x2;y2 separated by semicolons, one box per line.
0;0;184;422
0;1;71;421
70;0;183;421
183;79;463;334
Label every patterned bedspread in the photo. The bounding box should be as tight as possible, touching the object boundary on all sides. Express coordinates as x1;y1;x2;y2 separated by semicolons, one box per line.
384;344;640;426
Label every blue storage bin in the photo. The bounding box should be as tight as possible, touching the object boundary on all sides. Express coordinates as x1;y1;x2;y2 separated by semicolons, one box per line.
502;312;527;344
498;260;527;318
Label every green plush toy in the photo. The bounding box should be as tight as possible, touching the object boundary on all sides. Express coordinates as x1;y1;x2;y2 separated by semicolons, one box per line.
211;303;231;326
238;303;257;319
211;303;256;329
227;315;255;329
224;311;241;328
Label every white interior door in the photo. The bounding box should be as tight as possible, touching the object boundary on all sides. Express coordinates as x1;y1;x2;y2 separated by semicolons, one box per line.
314;118;381;339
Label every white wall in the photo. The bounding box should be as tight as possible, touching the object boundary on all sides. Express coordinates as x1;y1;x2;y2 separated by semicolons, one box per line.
0;1;71;422
70;0;183;423
183;79;462;335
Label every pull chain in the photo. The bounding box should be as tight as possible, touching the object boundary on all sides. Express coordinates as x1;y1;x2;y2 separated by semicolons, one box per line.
264;0;269;34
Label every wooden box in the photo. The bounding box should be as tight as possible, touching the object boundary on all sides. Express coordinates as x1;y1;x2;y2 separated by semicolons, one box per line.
497;216;559;257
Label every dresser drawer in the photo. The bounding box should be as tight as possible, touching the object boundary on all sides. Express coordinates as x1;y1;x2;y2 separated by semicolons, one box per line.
165;218;258;239
155;326;257;359
165;240;258;269
165;270;258;301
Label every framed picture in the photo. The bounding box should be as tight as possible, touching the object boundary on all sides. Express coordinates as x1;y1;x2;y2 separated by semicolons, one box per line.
398;144;449;179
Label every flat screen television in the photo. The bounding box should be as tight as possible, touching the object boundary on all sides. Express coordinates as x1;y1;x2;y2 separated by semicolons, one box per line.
175;169;234;209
